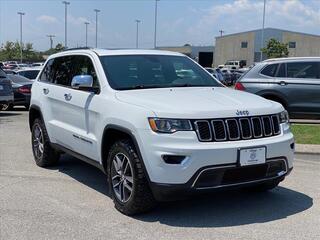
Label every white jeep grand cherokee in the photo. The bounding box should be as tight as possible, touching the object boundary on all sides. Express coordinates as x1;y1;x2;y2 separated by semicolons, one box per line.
29;49;294;215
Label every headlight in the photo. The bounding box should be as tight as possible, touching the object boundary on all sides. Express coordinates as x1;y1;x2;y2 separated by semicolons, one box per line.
279;110;289;123
148;118;192;133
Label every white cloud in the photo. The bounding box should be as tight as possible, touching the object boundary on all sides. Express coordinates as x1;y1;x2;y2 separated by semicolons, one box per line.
36;15;58;24
186;0;320;45
68;15;90;25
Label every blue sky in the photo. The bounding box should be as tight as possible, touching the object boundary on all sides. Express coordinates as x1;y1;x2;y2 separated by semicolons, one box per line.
0;0;319;51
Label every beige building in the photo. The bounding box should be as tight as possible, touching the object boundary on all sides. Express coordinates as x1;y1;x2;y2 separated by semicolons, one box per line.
214;28;320;67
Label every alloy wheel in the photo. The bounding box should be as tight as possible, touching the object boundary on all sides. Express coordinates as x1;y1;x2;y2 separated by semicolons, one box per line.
32;124;44;159
111;153;134;203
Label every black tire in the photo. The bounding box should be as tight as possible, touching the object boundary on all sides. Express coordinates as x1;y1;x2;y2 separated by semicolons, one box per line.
107;139;156;215
245;180;281;192
31;118;60;167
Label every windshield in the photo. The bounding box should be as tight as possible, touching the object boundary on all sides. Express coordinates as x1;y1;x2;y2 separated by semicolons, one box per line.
100;55;221;90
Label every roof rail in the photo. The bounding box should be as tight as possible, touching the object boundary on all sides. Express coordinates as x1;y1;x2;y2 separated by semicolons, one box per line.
63;47;92;52
263;56;320;62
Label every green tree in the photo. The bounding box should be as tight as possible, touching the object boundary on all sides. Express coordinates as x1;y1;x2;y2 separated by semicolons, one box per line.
261;38;289;59
43;43;65;56
0;41;44;62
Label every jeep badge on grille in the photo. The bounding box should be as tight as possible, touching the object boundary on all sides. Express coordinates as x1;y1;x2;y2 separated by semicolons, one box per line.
236;110;250;116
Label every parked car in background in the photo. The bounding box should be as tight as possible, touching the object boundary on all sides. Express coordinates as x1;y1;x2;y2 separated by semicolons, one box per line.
220;68;233;85
0;68;14;111
3;69;17;75
15;68;41;80
224;60;247;70
205;67;226;85
235;57;320;119
5;74;33;110
31;62;45;67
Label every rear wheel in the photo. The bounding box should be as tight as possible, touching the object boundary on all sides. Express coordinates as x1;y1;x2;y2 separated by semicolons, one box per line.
107;139;156;215
31;118;60;167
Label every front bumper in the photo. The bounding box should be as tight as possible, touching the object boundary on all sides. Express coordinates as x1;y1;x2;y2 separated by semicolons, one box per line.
137;123;294;185
150;158;292;201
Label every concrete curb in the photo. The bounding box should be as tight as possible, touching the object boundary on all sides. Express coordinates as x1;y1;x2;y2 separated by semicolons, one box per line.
295;144;320;155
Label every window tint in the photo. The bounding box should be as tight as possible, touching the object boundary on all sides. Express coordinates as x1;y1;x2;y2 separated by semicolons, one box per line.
19;70;40;79
40;55;99;89
100;55;220;90
276;63;286;77
72;55;99;88
39;59;54;82
287;62;319;79
261;64;279;77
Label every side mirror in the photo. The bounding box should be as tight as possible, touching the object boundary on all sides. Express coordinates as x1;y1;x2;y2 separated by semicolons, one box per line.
71;75;93;90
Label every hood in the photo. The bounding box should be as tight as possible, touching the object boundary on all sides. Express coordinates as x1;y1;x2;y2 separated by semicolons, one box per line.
115;87;283;119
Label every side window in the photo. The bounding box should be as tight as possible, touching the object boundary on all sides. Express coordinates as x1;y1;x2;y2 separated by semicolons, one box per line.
39;59;54;82
276;63;286;77
287;62;319;79
52;56;74;86
71;55;100;89
260;64;279;77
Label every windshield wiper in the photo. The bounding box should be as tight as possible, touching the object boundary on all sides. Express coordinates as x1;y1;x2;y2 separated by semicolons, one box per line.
118;84;169;90
171;83;214;88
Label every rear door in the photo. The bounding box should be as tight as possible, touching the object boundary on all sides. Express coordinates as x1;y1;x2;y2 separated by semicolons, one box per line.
39;54;101;160
273;61;320;117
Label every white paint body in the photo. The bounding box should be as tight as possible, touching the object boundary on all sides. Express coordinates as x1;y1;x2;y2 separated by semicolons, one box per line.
30;49;294;184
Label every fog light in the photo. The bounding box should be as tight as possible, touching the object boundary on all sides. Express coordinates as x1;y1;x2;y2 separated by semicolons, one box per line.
290;143;295;150
162;155;186;164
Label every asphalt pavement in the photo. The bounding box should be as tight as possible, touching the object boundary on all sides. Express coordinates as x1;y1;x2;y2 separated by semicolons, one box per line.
0;110;319;240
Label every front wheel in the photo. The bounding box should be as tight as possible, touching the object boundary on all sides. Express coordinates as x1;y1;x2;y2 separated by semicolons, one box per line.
107;139;156;215
31;118;60;167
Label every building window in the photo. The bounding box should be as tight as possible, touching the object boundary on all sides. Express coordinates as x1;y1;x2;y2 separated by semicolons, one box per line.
289;42;296;48
241;41;248;48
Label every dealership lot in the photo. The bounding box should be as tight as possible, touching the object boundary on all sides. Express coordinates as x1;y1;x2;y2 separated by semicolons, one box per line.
0;110;319;240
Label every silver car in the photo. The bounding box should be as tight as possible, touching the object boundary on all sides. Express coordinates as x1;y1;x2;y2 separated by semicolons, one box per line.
235;57;320;119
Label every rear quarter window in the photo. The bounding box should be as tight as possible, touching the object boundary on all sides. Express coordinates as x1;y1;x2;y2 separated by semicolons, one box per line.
260;64;279;77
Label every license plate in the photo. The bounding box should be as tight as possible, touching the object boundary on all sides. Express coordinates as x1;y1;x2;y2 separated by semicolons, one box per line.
239;147;266;166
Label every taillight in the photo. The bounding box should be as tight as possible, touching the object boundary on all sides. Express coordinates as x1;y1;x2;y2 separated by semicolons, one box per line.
234;82;245;91
18;86;31;93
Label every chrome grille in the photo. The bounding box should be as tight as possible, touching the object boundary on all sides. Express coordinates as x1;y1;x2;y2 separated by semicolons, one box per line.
193;115;281;142
194;120;212;141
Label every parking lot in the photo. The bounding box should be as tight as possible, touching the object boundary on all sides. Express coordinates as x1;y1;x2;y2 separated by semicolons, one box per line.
0;110;319;240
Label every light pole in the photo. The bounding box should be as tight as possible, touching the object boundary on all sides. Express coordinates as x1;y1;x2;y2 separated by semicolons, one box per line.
46;35;55;49
94;9;100;48
17;12;25;63
62;1;70;49
260;0;266;62
84;22;90;47
135;20;141;49
154;0;160;49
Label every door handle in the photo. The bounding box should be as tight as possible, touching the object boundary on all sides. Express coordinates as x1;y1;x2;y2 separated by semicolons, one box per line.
43;88;49;95
64;93;72;101
279;81;287;86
